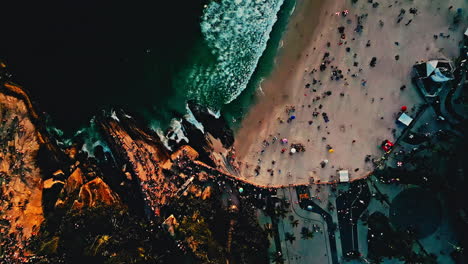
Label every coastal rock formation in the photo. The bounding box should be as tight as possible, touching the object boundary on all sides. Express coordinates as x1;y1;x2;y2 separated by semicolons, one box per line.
0;63;270;263
171;145;199;161
71;177;121;210
0;86;44;262
187;101;234;148
97;111;176;215
54;167;121;210
97;110;245;217
42;178;64;189
0;72;123;261
64;167;84;195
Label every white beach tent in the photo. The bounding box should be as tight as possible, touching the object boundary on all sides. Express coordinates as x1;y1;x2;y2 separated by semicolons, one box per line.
398;113;413;126
339;170;349;182
426;60;438;77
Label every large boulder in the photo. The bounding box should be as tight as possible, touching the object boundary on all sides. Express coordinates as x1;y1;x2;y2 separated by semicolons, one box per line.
171;145;199;161
72;177;121;210
64;168;84;195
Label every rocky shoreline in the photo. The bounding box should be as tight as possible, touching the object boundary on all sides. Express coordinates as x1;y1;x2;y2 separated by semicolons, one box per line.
0;62;271;263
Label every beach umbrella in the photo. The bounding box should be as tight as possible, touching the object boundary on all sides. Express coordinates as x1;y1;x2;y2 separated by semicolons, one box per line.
290;115;296;120
239;187;244;193
328;149;335;153
290;148;297;154
426;60;438;76
401;106;407;111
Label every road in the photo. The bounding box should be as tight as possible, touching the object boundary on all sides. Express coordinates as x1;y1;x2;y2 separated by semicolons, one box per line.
293;186;339;264
336;180;371;257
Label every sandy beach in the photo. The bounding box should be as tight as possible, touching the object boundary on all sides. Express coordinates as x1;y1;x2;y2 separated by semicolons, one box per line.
229;0;467;187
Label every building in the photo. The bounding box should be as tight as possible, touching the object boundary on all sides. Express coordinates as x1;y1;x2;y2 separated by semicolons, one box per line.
398;113;413;126
339;170;350;182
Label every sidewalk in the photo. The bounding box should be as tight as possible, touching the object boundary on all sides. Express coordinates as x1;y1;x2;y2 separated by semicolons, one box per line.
277;188;333;264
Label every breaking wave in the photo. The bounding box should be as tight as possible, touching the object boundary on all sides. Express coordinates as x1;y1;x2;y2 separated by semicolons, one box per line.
45;0;288;149
185;104;205;133
184;0;285;109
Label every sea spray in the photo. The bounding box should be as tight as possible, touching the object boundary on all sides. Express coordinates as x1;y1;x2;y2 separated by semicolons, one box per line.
185;104;205;133
76;117;113;157
46;115;112;157
151;119;189;151
183;0;285;109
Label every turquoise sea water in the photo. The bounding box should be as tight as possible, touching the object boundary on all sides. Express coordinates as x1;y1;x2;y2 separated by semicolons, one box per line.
161;0;296;134
222;0;297;130
181;0;285;109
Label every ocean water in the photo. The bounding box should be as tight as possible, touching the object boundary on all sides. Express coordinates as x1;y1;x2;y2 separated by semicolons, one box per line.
180;0;285;109
222;0;297;129
0;0;294;144
0;1;208;134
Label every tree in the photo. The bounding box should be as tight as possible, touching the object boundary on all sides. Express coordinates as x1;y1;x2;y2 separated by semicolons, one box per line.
373;192;389;204
270;252;285;264
300;227;314;240
284;232;296;244
178;211;225;263
263;224;274;238
290;219;299;228
30;205;178;264
274;207;288;219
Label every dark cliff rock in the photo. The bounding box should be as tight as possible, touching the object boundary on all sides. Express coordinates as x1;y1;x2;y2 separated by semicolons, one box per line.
179;118;217;167
188;100;234;148
1;64;66;170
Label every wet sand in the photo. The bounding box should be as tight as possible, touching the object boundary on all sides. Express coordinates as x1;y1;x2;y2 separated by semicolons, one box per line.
234;0;326;158
230;0;467;187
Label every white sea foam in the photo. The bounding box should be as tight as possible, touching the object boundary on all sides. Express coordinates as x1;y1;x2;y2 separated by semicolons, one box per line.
207;108;221;118
187;0;284;108
110;110;120;122
184;104;205;133
289;1;296;15
154;126;172;151
151;119;189;151
46;124;73;147
76;117;112;157
167;119;189;144
48;0;286;152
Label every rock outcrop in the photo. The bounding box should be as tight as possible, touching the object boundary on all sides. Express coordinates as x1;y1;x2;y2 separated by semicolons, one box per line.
54;167;121;210
0;64;122;262
72;177;121;210
0;85;45;262
97;111;178;216
97;111;234;217
0;61;272;263
64;167;84;195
